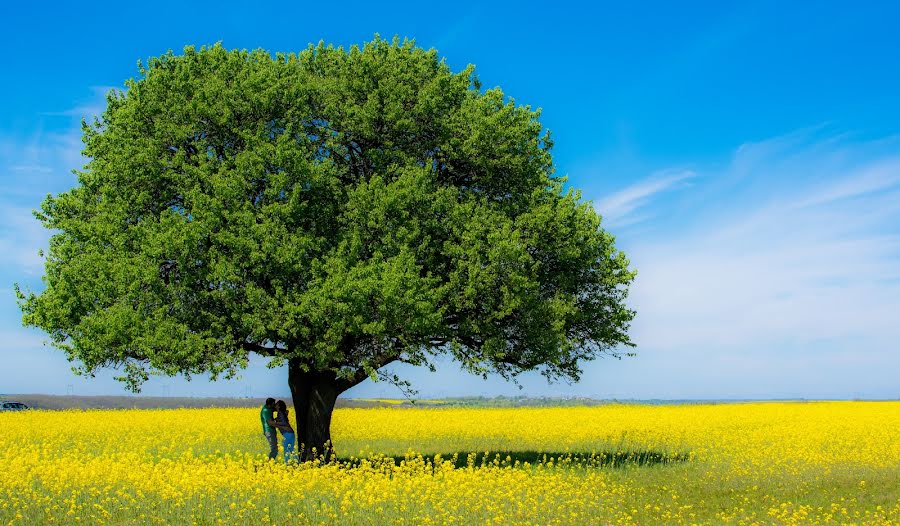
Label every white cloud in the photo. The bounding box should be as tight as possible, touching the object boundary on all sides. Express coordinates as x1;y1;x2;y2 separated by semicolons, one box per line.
0;130;84;200
0;329;47;353
9;164;53;174
791;158;900;208
1;85;112;197
39;85;117;120
0;87;113;280
595;169;695;227
0;206;49;275
624;132;900;356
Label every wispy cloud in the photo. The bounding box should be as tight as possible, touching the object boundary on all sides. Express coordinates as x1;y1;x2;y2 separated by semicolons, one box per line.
568;130;900;398
0;88;111;282
39;85;117;120
0;86;112;194
624;131;900;356
595;169;696;227
0;328;47;353
0;205;49;276
8;164;53;174
0;129;84;200
791;158;900;209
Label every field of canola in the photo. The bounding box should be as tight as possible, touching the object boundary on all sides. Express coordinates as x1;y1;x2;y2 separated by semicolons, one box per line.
1;402;898;525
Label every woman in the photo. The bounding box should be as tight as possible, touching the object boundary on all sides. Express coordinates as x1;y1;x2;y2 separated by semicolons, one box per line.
273;400;296;464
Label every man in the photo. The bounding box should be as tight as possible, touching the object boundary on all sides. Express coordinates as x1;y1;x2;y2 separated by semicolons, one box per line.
260;397;278;460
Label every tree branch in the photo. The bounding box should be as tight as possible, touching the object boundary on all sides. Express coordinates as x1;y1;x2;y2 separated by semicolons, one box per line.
240;341;286;357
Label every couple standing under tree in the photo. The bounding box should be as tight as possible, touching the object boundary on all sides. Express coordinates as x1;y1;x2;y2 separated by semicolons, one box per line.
260;398;295;463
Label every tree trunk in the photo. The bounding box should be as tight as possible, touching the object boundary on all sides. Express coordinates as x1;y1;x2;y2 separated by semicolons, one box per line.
287;360;341;462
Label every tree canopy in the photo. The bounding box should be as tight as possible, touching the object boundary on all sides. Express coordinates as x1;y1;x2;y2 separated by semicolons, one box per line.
18;37;635;456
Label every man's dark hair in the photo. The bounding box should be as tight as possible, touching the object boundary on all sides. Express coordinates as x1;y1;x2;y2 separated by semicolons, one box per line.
265;398;276;406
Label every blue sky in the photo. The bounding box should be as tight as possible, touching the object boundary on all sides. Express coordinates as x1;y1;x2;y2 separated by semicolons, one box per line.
2;1;898;399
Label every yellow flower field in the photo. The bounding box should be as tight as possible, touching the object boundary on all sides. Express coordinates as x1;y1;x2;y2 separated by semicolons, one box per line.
1;402;898;525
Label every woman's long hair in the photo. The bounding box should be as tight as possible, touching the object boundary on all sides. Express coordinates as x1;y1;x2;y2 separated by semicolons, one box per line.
275;400;289;420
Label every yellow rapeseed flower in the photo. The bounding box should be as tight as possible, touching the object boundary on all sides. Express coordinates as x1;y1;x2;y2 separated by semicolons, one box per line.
0;402;896;524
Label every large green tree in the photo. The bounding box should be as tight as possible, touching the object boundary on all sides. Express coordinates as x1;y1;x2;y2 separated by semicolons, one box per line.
18;37;635;460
